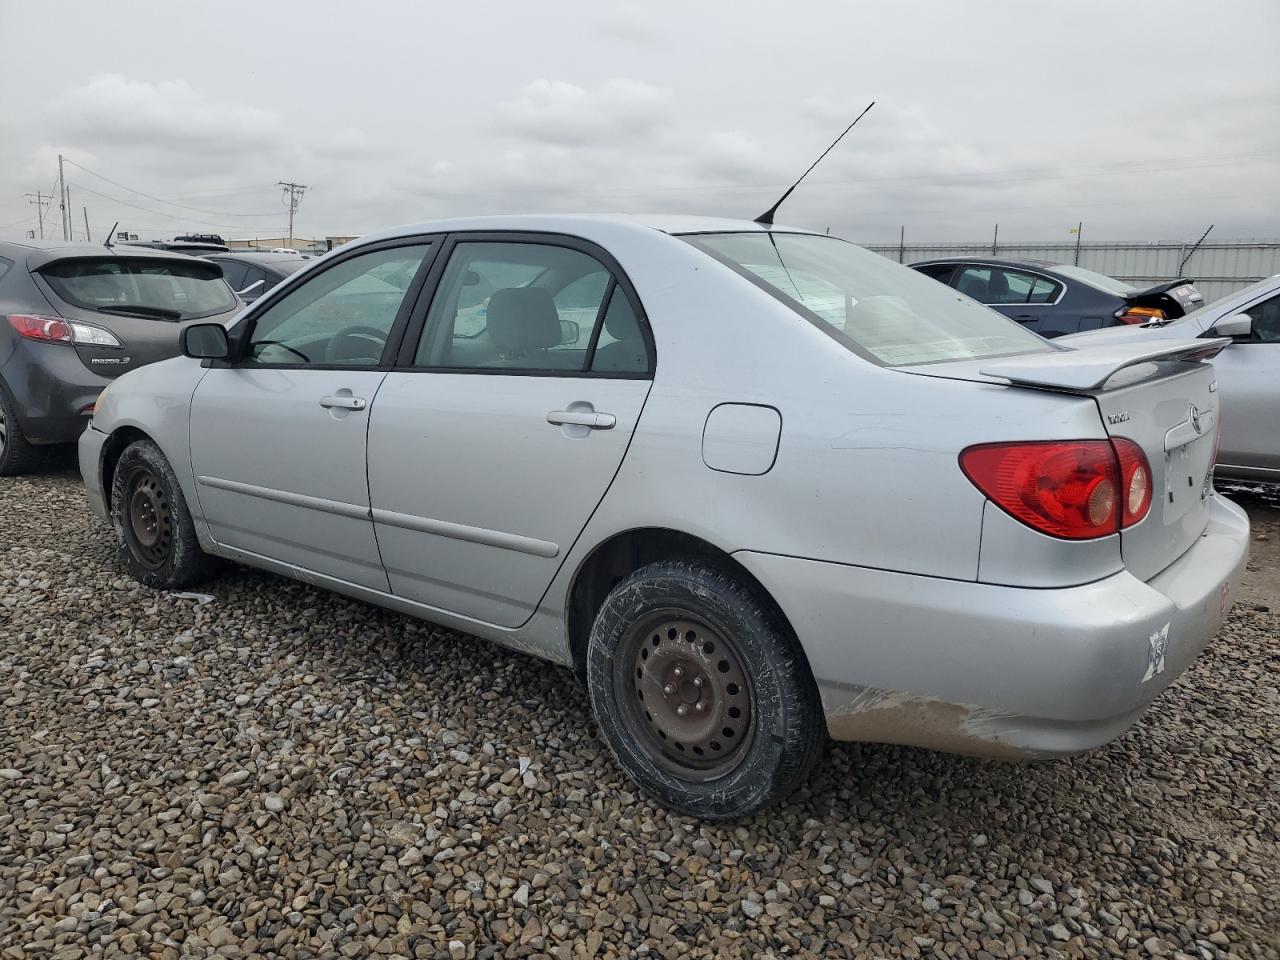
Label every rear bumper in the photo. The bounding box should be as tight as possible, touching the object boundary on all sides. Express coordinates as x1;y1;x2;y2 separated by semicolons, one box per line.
736;493;1250;758
0;340;108;444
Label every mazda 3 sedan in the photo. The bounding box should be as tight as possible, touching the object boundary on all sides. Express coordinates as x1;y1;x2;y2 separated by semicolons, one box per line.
80;215;1248;819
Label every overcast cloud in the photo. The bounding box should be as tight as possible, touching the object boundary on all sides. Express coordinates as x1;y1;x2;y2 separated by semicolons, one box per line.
1;0;1277;244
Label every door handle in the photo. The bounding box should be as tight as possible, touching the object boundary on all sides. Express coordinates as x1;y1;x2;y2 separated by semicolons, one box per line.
547;409;615;429
319;395;367;411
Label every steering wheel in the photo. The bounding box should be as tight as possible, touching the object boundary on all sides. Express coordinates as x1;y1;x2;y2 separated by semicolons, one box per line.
325;325;389;364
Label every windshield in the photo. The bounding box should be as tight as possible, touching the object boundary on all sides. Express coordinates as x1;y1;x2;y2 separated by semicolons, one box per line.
40;257;238;320
684;233;1053;366
1051;264;1138;295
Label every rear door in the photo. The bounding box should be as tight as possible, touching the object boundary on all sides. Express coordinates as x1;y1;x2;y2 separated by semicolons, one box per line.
366;233;654;627
189;239;437;589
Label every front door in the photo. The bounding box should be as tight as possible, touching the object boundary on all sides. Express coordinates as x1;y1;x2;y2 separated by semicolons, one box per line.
190;240;436;589
1215;288;1280;476
366;236;654;627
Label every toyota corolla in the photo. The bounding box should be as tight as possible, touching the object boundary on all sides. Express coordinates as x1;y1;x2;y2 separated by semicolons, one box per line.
79;215;1249;819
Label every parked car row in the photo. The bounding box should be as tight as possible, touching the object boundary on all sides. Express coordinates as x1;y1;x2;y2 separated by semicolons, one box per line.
70;214;1250;818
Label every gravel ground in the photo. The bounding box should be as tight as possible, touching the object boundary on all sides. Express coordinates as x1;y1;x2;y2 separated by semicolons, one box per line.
2;463;1277;959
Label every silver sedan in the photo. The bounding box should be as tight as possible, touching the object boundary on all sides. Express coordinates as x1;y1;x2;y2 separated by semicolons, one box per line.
80;215;1249;819
1061;273;1280;484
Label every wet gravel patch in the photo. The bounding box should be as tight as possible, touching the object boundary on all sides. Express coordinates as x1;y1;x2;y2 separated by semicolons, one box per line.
2;467;1277;959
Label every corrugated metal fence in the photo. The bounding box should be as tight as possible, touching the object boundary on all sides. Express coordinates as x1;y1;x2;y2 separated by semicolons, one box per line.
863;240;1280;302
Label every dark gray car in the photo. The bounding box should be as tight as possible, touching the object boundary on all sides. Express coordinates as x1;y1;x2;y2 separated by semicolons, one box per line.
911;257;1204;338
0;240;242;474
202;251;313;304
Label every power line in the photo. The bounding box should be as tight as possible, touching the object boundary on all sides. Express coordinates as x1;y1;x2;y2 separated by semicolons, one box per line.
66;180;288;231
64;158;283;217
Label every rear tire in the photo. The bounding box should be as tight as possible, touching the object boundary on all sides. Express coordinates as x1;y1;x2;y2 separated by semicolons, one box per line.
0;378;45;476
109;438;216;589
586;559;825;820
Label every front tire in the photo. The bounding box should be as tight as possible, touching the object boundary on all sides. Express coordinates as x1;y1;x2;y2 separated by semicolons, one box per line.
586;560;825;820
109;439;215;588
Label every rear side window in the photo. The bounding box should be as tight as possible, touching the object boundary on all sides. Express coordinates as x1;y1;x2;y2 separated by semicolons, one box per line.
40;258;238;320
211;258;248;292
0;257;12;282
414;241;648;374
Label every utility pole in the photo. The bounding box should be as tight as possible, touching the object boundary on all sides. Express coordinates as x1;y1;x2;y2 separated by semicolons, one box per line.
277;180;307;249
66;186;73;241
991;223;999;255
83;206;91;242
23;191;50;239
58;154;70;240
1072;221;1083;265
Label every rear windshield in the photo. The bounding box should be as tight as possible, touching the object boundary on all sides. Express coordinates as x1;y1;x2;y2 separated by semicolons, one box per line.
683;233;1052;366
1051;264;1138;295
40;257;238;320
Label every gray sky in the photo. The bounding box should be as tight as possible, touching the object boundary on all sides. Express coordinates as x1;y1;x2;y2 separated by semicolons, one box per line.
2;0;1278;245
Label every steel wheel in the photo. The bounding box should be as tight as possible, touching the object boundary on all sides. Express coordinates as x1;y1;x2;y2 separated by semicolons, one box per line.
125;468;173;568
615;612;755;781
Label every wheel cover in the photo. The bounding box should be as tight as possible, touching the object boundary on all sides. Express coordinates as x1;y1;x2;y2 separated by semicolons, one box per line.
125;469;173;568
615;613;755;782
0;403;7;456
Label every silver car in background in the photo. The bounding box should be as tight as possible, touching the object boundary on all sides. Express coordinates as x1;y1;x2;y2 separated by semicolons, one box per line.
1061;273;1280;484
80;215;1249;819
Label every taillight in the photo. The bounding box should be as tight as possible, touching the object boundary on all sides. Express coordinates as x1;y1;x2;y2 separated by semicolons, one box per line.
960;439;1152;540
4;314;122;348
7;314;73;343
1112;438;1152;528
1115;305;1166;325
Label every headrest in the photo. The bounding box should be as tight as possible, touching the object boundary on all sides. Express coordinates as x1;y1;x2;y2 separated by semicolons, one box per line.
487;287;561;352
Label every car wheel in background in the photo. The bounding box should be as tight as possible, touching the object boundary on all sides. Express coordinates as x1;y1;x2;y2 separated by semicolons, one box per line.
0;378;45;477
586;560;825;820
109;438;216;588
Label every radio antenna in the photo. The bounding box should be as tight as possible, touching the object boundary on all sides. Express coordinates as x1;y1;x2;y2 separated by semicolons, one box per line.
103;221;119;249
754;101;875;226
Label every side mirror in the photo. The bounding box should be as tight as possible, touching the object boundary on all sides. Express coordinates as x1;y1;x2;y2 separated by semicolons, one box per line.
559;319;580;346
236;279;265;298
181;323;230;360
1211;313;1252;338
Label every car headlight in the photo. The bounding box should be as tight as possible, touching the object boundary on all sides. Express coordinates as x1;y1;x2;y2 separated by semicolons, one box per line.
69;321;123;348
91;380;113;418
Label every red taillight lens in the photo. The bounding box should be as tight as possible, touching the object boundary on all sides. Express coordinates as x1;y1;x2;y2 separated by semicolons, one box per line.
961;438;1154;540
7;314;73;343
1115;305;1166;325
960;441;1120;539
1112;438;1152;528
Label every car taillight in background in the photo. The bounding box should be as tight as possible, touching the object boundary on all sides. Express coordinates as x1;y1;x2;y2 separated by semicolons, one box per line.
6;314;123;347
960;439;1153;540
1115;305;1167;325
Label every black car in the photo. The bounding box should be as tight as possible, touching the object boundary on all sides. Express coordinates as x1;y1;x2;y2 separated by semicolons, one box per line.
0;240;243;474
202;250;313;303
910;257;1204;338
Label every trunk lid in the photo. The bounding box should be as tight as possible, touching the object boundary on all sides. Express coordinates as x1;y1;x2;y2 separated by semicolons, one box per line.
1126;278;1204;319
904;337;1229;581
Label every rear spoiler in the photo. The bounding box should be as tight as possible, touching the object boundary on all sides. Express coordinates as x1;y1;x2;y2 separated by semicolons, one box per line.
980;338;1230;392
1125;278;1194;301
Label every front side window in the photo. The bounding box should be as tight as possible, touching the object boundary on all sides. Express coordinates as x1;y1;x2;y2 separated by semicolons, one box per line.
40;257;238;320
415;242;617;372
685;234;1052;366
245;244;430;366
1244;291;1280;343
